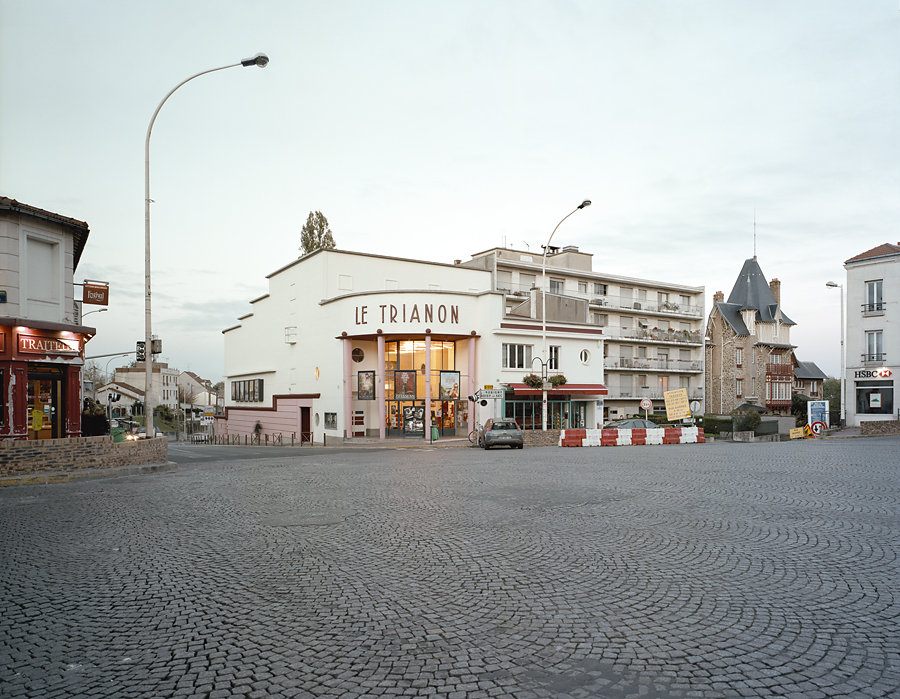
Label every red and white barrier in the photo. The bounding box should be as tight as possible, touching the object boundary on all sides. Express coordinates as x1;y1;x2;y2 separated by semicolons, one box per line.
559;427;705;447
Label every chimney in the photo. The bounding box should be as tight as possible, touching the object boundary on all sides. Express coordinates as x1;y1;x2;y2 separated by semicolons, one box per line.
453;260;461;265
769;278;781;304
713;290;724;303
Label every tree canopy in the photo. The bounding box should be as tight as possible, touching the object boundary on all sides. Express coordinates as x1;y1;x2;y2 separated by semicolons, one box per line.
300;211;336;255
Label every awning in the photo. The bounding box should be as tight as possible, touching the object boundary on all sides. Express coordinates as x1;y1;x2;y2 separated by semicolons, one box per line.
508;382;608;396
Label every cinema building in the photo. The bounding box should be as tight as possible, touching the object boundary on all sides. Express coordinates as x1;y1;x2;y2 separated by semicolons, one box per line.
0;198;96;439
221;246;705;442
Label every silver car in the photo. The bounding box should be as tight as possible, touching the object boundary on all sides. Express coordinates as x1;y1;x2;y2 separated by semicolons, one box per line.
481;419;524;449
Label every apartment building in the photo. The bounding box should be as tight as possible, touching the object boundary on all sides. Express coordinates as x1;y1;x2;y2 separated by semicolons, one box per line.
843;242;899;425
113;362;179;413
460;245;705;422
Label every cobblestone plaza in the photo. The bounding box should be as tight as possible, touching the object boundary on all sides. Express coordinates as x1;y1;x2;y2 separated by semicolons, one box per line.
1;439;897;698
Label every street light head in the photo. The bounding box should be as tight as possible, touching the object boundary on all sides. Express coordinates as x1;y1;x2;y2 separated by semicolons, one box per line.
578;200;592;209
241;53;269;68
826;281;840;288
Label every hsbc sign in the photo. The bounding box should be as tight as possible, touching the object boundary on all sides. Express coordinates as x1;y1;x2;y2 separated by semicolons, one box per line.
854;368;893;379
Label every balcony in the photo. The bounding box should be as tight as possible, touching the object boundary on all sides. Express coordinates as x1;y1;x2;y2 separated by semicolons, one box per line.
605;388;704;401
588;294;703;318
765;363;794;378
606;327;704;345
862;302;885;316
862;353;887;364
606;357;702;372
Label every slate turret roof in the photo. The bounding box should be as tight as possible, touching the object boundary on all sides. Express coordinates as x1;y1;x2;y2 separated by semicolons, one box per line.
714;257;795;335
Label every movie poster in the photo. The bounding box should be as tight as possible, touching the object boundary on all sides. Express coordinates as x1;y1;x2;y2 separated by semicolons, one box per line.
358;371;375;400
394;370;417;399
439;371;460;400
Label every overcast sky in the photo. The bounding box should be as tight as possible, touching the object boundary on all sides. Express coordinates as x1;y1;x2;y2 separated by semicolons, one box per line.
2;1;897;382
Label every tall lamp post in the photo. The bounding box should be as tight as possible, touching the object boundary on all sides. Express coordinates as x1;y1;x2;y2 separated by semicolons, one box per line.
540;200;591;430
826;281;845;426
144;53;268;438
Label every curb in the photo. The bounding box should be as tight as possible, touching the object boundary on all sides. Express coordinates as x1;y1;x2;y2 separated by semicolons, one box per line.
0;461;178;488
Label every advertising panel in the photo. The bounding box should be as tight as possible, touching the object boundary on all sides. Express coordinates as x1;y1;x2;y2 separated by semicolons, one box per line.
394;371;417;400
807;400;829;428
439;371;460;400
358;371;375;400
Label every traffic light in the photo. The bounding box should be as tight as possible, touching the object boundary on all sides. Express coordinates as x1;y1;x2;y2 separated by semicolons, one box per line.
136;341;146;361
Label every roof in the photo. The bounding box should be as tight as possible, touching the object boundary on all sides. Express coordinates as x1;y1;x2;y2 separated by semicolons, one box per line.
97;381;145;398
845;242;900;264
794;361;828;381
0;197;90;268
724;257;795;327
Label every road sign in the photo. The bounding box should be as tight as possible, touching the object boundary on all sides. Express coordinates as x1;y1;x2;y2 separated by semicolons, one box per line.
480;389;505;399
640;398;652;410
690;400;701;414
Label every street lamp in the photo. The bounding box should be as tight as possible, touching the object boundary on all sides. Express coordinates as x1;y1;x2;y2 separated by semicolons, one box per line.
144;53;268;438
826;281;845;426
83;308;107;318
540;200;591;430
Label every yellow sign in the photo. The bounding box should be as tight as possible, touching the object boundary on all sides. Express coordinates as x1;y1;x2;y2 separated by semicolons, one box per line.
789;427;805;439
664;388;691;421
31;409;44;431
483;384;493;390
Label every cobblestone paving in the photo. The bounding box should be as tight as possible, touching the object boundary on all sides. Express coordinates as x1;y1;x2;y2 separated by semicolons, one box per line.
1;438;898;698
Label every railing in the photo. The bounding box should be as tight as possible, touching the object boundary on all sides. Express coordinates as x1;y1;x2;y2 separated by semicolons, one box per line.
605;328;704;344
766;363;794;377
496;284;703;317
862;302;885;313
606;358;702;372
605;389;704;401
862;353;887;363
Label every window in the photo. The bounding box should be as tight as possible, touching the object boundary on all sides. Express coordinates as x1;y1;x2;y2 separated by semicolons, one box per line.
520;273;536;291
593;282;607;295
770;353;782;364
351;348;364;363
856;380;893;415
865;330;884;361
680;376;690;389
577;281;588;293
549;345;560;371
502;343;532;369
231;379;264;402
549;278;564;294
580;349;590;364
736;378;743;397
736;347;743;367
680;295;691;307
866;280;884;312
591;313;608;326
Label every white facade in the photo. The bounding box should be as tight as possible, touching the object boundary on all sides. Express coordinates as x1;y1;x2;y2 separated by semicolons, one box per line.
222;249;610;442
113;363;179;412
461;245;705;421
844;244;899;425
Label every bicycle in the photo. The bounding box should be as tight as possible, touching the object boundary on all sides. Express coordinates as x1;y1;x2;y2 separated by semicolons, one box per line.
468;422;483;446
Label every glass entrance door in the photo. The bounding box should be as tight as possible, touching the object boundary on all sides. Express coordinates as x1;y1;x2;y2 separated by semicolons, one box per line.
28;368;62;439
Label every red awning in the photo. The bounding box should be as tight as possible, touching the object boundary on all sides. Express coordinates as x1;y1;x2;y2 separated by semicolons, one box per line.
508;382;608;396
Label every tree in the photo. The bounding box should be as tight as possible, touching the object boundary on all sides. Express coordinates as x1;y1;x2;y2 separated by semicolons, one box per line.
299;211;336;255
83;361;105;389
824;378;842;425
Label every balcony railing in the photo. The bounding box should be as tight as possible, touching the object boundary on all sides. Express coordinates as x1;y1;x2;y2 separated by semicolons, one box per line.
606;357;702;372
862;302;885;314
605;389;704;401
606;328;704;345
862;353;887;363
766;363;794;377
496;283;703;317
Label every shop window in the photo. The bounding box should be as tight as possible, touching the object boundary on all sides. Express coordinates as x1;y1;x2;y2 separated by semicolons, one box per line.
324;412;337;429
502;343;532;369
0;369;3;425
856;381;893;415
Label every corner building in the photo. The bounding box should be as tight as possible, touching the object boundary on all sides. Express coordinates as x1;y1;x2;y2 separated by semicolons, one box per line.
221;247;704;441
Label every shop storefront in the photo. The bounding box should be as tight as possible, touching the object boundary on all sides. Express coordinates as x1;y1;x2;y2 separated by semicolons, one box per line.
0;324;92;439
505;383;608;430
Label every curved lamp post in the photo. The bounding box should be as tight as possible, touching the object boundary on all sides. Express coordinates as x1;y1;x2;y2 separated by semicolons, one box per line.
144;54;268;438
825;281;845;426
540;200;591;430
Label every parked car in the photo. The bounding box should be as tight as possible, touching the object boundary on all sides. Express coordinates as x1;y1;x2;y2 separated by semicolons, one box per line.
603;418;662;430
481;419;524;449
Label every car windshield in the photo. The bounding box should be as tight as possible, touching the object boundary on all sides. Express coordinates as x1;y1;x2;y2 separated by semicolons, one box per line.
490;421;519;431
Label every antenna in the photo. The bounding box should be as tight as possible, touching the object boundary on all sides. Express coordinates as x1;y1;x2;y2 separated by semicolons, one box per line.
753;209;757;259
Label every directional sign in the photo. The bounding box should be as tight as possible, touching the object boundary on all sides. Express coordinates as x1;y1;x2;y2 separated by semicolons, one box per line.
480;389;505;399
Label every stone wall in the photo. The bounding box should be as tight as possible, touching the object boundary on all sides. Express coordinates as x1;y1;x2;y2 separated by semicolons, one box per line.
860;420;900;436
0;436;168;479
524;429;561;447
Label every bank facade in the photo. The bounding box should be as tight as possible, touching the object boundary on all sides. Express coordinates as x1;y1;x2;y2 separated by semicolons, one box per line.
843;243;898;426
222;246;708;442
